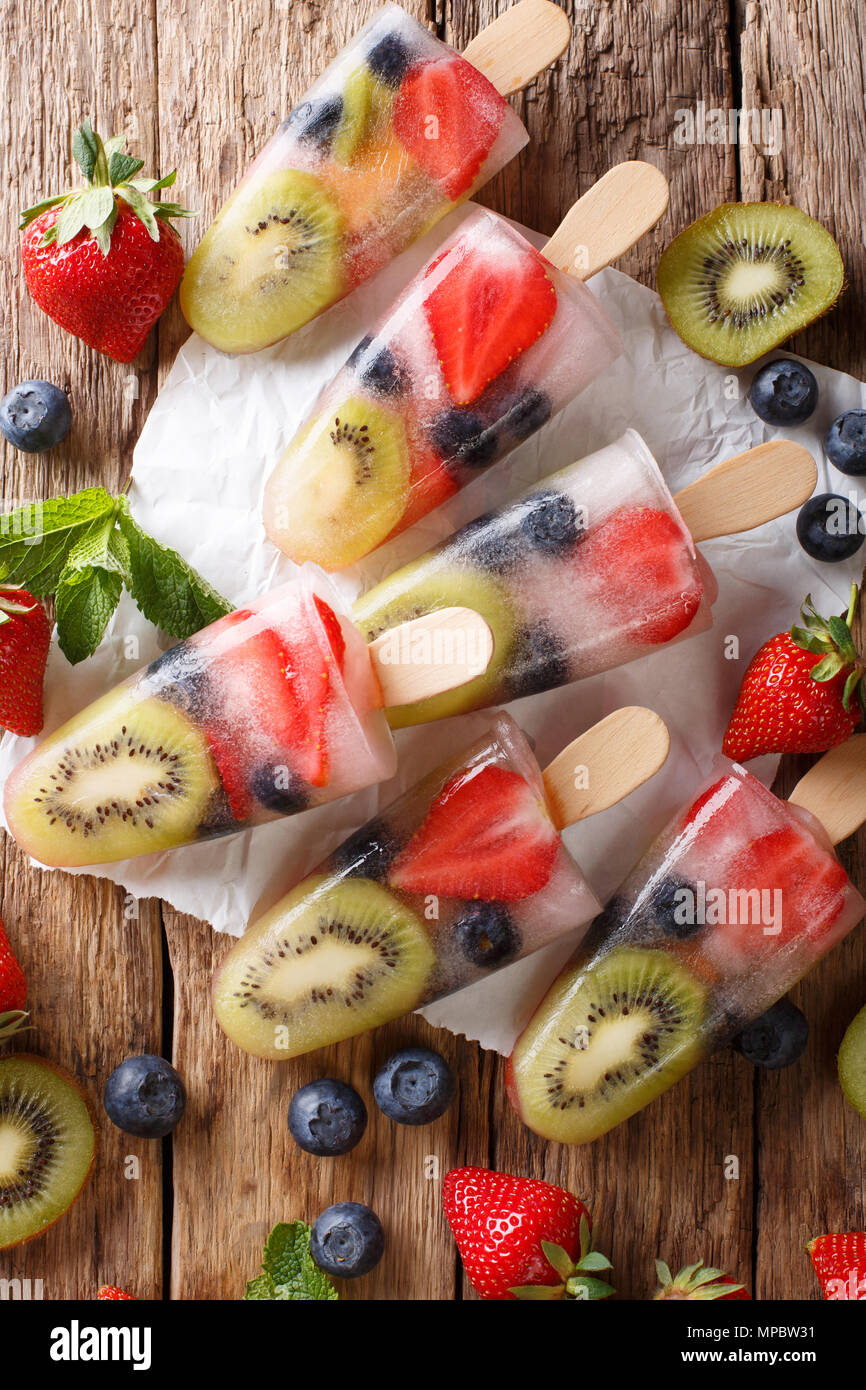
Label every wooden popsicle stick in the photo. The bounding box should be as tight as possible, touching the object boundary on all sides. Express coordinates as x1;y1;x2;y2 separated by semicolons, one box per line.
788;734;866;845
542;707;671;832
673;441;818;543
463;0;571;96
368;606;494;708
542;162;671;282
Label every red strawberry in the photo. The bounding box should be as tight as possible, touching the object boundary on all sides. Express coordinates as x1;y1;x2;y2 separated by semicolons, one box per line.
96;1286;137;1301
313;595;346;671
573;507;704;646
425;242;556;405
389;450;459;539
443;1166;613;1301
20;120;193;363
654;1260;749;1301
393;58;506;201
390;763;558;901
0;917;28;1042
0;587;51;737
808;1233;866;1301
723;825;848;954
723;591;863;761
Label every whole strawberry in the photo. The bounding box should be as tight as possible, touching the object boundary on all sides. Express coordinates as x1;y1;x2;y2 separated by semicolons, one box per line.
20;120;194;362
96;1285;137;1301
723;588;863;761
443;1166;613;1301
808;1233;866;1300
0;587;50;736
654;1259;749;1300
0;916;28;1042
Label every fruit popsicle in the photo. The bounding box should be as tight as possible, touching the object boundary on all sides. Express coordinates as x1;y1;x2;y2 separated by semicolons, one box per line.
353;431;818;726
263;205;623;568
507;754;866;1146
3;574;399;868
214;706;671;1061
180;3;538;354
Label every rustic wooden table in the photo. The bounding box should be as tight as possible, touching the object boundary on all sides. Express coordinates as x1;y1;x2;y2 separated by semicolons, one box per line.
2;0;865;1302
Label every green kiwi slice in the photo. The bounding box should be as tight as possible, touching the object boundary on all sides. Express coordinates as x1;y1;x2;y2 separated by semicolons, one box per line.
265;396;411;567
333;68;393;164
180;169;345;353
214;875;435;1059
508;947;708;1144
0;1055;97;1250
353;557;517;727
657;203;844;367
838;1002;866;1119
4;689;219;867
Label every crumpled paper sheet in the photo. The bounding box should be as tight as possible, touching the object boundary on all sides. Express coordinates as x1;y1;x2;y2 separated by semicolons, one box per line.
3;203;866;1054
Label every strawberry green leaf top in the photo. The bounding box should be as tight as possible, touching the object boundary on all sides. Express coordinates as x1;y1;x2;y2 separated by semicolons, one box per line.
654;1259;749;1301
243;1221;339;1301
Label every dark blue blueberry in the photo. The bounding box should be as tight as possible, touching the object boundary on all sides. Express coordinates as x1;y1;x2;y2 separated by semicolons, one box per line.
430;409;499;472
147;644;209;716
249;763;309;814
288;1079;367;1156
507;624;570;699
520;489;581;554
825;411;866;476
454;903;521;968
733;999;809;1069
367;33;413;87
499;387;553;443
796;492;865;562
312;1202;384;1278
459;510;521;573
373;1046;455;1125
634;875;701;940
286;96;344;149
748;359;819;426
347;335;405;396
331;817;399;880
103;1055;186;1138
0;380;71;453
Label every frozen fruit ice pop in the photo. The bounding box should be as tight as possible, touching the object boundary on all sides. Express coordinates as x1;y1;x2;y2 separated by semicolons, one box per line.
354;429;714;725
262;207;622;568
507;757;866;1145
3;573;396;868
214;711;602;1059
180;4;529;354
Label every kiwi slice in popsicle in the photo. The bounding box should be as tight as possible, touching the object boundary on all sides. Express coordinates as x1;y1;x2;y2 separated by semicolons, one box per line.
180;169;344;352
213;876;435;1059
507;946;708;1144
657;202;844;367
838;1002;866;1118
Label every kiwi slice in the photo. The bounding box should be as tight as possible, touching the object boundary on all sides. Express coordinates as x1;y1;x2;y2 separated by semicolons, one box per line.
657;203;844;367
180;170;344;353
214;875;435;1060
508;947;708;1145
4;689;219;867
264;396;411;568
353;556;516;726
0;1055;97;1250
333;68;393;164
838;1003;866;1119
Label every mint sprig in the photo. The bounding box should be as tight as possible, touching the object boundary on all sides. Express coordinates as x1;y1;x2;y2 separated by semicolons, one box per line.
243;1222;339;1302
0;488;232;665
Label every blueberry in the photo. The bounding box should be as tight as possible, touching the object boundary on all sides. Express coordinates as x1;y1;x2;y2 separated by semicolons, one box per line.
288;1079;367;1156
249;763;309;814
332;817;399;880
311;1202;385;1278
520;489;581;555
0;380;71;453
430;409;499;472
498;387;553;443
373;1046;456;1125
747;359;819;426
825;411;866;476
507;624;570;700
287;96;344;149
634;874;701;940
103;1055;186;1138
796;492;865;562
147;644;209;716
367;33;413;87
733;999;809;1069
347;335;404;396
459;510;522;573
454;903;521;968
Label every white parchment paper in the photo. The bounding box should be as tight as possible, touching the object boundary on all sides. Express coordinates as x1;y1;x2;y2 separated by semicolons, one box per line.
3;203;866;1054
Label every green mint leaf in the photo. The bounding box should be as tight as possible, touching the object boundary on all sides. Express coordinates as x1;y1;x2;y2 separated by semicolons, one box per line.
72;119;99;182
243;1274;277;1301
117;504;232;639
65;514;130;582
118;185;159;241
258;1222;339;1301
108;152;144;185
55;563;123;664
0;488;117;598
